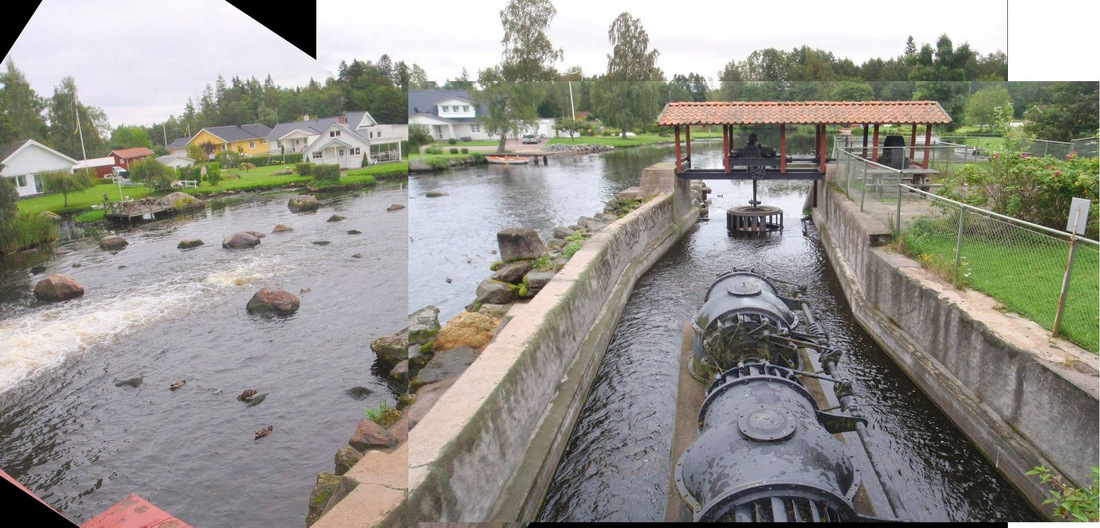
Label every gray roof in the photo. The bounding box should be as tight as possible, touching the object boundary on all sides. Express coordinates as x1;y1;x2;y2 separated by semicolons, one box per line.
167;137;191;149
265;112;377;142
408;90;483;117
0;140;32;162
201;123;272;143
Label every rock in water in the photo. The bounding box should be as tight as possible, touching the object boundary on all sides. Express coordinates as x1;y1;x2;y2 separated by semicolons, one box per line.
346;229;361;235
287;194;320;212
222;232;261;249
497;228;547;261
272;224;293;233
344;386;373;400
178;238;204;249
33;274;85;302
327;214;347;222
99;236;128;251
386;204;405;211
246;287;300;316
114;377;143;388
312;241;331;246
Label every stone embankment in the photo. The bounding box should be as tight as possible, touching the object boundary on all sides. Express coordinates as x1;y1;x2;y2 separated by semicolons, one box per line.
308;163;703;526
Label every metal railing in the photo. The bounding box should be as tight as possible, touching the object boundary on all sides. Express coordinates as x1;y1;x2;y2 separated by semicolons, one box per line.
939;135;1099;159
831;147;1100;352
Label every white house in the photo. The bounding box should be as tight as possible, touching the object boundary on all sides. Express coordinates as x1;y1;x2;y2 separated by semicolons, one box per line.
408;90;494;141
0;139;78;197
266;111;405;163
302;122;373;170
156;155;195;169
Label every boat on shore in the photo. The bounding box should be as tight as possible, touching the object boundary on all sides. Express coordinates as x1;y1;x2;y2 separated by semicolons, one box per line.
485;155;530;165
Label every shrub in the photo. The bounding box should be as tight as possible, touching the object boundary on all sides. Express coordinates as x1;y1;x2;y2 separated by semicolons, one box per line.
460;148;469;154
0;211;58;253
449;147;459;154
447;138;457;145
425;146;442;155
205;162;222;186
179;165;201;183
240;162;256;171
129;159;174;191
470;153;486;164
426;158;450;170
1027;466;1099;522
313;164;340;182
295;163;313;176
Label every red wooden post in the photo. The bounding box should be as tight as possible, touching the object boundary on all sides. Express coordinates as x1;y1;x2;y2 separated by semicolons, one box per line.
862;124;869;158
685;125;692;168
910;124;918;162
674;125;682;174
779;124;787;174
872;124;880;161
923;124;933;169
723;125;730;173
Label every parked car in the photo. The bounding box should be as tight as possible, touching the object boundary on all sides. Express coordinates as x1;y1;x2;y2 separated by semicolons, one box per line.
521;134;539;144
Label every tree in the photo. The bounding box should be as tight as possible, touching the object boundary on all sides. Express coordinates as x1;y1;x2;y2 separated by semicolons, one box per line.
830;81;875;101
499;0;563;82
186;142;206;161
128;158;174;190
473;67;541;152
46;76;108;159
1025;82;1099;142
43;169;94;207
591;81;660;138
408;124;433;152
965;86;1012;132
605;12;663;81
554;117;585;141
671;74;708;102
110;125;153;150
0;59;48;144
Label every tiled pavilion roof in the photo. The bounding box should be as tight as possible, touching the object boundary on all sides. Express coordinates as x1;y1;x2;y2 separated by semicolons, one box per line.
657;101;953;126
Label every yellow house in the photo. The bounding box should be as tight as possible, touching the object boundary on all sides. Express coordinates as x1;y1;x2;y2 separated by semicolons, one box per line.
187;124;273;158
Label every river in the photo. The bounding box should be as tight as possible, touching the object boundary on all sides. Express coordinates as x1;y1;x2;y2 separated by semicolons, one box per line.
0;185;407;526
408;142;1040;523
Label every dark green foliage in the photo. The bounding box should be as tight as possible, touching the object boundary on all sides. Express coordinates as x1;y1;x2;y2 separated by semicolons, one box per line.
408;125;433;152
313;164;340;181
204;162;222;186
460;148;468;154
1025;83;1100;142
447;137;457;145
179;165;201;182
449;147;459;154
0;211;58;253
295;163;313;176
43;169;95;207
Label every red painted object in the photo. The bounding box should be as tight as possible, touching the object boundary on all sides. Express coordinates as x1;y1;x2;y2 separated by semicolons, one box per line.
82;494;193;528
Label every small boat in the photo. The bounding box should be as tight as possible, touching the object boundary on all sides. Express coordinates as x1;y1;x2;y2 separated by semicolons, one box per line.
485;155;530;165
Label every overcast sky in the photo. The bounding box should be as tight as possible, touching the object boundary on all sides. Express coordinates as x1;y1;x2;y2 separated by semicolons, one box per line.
1;0;1095;130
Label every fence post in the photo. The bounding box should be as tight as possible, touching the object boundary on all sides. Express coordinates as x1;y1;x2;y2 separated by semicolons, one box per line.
954;207;967;283
896;179;903;235
859;162;867;212
1053;209;1084;338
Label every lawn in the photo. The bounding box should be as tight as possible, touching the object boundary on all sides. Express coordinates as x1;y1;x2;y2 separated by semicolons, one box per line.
431;140;500;147
409;152;480;161
901;216;1099;352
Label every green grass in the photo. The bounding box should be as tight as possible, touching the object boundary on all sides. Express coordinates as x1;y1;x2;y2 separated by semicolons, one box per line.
75;209;105;223
17;181;155;215
409;152;478;161
0;212;59;253
433;140;499;147
901;216;1099;352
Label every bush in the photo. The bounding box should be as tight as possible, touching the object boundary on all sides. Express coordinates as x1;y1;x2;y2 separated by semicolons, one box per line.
205;162;222;186
425;146;442;155
426;158;450;170
129;158;174;191
1027;466;1098;522
460;148;469;154
295;163;313;176
313;164;340;181
447;138;457;145
179;165;201;182
470;153;486;164
449;147;459;154
0;211;58;253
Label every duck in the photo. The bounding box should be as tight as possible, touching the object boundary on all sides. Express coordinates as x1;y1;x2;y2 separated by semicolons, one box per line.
445;277;453;283
237;389;258;401
169;380;186;391
300;288;311;294
254;425;273;440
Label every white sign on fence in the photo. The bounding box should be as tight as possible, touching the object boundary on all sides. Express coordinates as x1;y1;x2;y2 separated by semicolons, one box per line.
1066;197;1091;235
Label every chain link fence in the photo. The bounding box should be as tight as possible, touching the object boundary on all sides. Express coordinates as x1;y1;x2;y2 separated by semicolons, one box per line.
831;148;1099;352
939;135;1098;160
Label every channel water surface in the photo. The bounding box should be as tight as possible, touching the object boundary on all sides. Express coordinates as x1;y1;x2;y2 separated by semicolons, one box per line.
0;186;407;526
410;141;1038;522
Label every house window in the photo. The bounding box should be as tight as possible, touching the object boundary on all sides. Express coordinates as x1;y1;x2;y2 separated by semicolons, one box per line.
377;130;382;137
369;131;374;138
338;148;345;156
16;175;26;187
352;147;360;155
312;151;322;159
471;124;480;133
330;130;341;137
249;141;255;149
463;105;470;112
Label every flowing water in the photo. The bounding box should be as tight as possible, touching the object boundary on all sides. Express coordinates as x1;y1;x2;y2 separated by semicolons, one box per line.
0;186;407;526
409;142;1039;523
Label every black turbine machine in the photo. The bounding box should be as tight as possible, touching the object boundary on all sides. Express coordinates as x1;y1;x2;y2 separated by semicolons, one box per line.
726;134;784;235
674;270;908;522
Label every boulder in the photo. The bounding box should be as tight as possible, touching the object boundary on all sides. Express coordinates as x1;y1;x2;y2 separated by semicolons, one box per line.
244;231;267;239
525;270;556;292
475;278;518;305
33;274;84;302
222;232;261;249
386;204;406;211
154;192;204;210
348;418;395;452
597;213;619;223
425;191;448;198
490;260;533;284
306;473;358;527
412;346;479;387
246;287;300;316
497;228;547;262
334;445;364;476
578;216;606;231
327;214;347;222
388;360;410;383
99;236;128;250
288;194;320;212
433;310;501;351
370;330;409;370
478;303;513;319
545;237;565;249
552;226;575;240
346;229;361;235
312;241;331;246
177;238;204;249
615;186;643;201
272;224;293;233
406;379;457;430
408;306;441;345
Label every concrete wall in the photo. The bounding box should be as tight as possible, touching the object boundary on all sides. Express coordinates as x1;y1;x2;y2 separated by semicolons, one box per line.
812;178;1099;518
393;163;697;524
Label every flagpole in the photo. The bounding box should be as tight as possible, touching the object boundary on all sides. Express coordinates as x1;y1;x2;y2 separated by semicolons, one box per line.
74;99;88;161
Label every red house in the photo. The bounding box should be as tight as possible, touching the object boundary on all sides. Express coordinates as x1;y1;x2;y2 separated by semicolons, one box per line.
110;147;155;170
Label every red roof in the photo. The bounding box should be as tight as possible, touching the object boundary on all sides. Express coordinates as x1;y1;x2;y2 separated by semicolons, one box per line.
657;101;953;126
111;147;155;159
